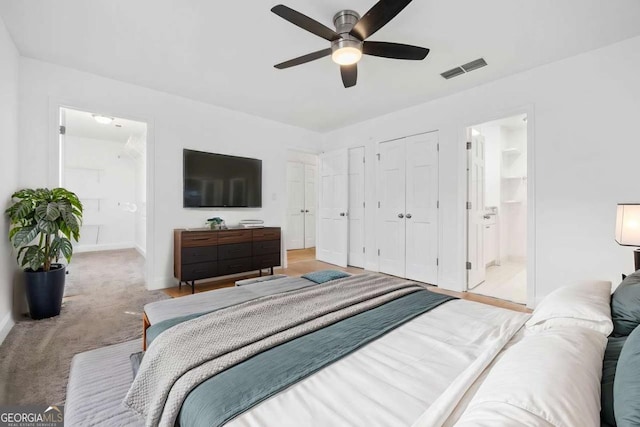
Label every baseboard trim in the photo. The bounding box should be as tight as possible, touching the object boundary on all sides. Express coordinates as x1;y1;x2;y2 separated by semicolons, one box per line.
0;312;15;345
75;243;136;253
135;244;146;257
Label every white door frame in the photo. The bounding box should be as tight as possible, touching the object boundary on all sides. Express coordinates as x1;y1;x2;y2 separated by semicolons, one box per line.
347;146;366;268
460;105;536;308
48;98;156;289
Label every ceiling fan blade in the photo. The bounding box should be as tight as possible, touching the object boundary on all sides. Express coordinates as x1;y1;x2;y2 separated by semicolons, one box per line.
350;0;412;41
271;5;340;42
363;41;429;60
274;48;332;69
341;64;357;88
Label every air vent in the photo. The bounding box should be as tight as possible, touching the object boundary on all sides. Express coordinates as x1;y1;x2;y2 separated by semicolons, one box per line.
440;67;465;80
440;58;488;80
461;58;488;72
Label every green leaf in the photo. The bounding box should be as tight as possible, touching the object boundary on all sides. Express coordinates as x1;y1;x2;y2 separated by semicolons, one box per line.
35;202;60;221
37;219;58;235
57;237;73;263
11;226;39;247
6;200;33;221
20;246;45;271
29;249;46;272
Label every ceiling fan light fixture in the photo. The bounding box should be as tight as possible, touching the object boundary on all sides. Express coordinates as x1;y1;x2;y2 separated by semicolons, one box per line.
331;37;362;66
332;46;362;65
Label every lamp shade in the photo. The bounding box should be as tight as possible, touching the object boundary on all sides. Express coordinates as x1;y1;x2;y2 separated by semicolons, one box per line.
616;204;640;247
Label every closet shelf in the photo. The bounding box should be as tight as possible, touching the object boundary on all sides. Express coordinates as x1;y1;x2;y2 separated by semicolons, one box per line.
502;148;521;155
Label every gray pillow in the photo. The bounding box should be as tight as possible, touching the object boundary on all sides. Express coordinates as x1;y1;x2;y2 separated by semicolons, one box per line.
611;271;640;337
614;325;640;426
602;336;628;426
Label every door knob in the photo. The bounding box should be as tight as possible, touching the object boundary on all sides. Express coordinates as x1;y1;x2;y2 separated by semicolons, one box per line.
406;213;412;219
300;209;305;213
305;210;309;213
398;213;404;219
483;215;490;219
340;212;346;217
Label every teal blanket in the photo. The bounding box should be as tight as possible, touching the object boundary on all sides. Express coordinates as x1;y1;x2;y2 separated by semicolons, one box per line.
176;289;455;427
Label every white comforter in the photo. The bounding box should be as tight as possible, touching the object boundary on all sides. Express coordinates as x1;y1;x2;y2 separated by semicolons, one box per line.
229;299;529;427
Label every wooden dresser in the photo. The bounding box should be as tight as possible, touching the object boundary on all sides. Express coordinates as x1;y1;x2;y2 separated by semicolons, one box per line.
174;227;281;293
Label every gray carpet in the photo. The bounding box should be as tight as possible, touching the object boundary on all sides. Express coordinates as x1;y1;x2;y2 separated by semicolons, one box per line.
0;249;168;405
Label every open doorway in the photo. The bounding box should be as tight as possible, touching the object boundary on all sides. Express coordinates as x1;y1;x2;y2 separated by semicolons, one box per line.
467;114;528;304
59;107;148;264
286;150;318;262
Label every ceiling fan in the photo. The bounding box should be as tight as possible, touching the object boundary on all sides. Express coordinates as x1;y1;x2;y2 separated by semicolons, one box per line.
271;0;430;88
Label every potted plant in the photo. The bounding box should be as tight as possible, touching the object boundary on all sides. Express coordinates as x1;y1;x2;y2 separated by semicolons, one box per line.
5;188;83;319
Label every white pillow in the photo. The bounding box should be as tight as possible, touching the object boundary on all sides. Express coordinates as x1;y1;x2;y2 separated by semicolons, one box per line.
455;327;607;427
525;280;613;335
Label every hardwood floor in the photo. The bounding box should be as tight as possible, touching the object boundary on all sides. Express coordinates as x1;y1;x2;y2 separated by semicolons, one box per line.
163;247;530;313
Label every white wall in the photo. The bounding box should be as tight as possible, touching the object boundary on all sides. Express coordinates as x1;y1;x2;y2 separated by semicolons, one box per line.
63;136;137;252
322;35;640;305
0;15;19;343
18;58;321;290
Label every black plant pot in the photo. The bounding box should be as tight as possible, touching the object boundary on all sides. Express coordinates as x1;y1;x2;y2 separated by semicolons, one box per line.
24;264;66;320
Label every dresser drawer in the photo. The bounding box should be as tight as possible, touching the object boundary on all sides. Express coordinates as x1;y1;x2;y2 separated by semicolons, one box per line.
182;246;217;264
218;258;253;276
253;253;281;270
217;230;253;245
253;240;280;255
253;228;281;242
218;242;252;260
181;232;218;248
181;261;218;281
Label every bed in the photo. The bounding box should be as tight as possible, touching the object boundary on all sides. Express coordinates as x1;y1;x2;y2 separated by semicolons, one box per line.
65;272;633;427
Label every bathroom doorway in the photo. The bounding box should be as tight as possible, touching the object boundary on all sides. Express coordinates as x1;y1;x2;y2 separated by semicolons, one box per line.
466;114;528;304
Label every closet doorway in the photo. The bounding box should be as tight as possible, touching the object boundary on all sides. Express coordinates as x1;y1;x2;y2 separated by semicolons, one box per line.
60;107;147;256
286;151;317;252
377;132;439;284
466;114;528;304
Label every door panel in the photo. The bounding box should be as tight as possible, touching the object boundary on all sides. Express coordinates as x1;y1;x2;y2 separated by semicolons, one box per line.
304;164;316;249
378;140;406;277
467;133;486;288
317;149;348;267
348;147;365;268
405;133;438;284
286;162;305;250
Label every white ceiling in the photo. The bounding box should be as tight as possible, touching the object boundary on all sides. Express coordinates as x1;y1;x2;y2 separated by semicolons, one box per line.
2;0;640;132
63;107;147;143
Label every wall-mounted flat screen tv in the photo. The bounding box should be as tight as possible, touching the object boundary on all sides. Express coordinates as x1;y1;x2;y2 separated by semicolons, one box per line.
183;149;262;208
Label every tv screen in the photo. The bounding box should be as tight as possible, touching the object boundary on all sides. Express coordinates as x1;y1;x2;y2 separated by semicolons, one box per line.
183;149;262;208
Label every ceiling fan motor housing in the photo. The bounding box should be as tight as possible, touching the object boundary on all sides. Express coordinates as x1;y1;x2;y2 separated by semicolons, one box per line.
332;10;362;54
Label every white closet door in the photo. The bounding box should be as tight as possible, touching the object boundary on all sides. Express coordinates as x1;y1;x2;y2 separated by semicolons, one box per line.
378;140;406;277
467;133;486;288
318;149;348;267
405;133;439;284
304;164;316;249
348;147;365;268
286;162;305;250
